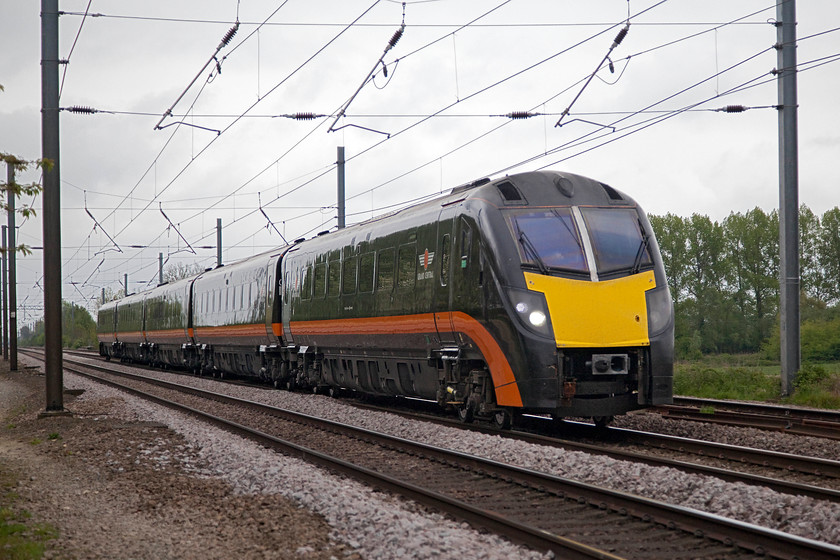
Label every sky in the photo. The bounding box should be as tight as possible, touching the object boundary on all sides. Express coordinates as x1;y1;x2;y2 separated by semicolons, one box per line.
1;0;839;325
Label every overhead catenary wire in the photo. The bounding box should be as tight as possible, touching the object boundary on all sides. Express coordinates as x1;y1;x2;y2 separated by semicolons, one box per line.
53;4;839;307
153;20;242;130
328;3;407;133
102;1;381;249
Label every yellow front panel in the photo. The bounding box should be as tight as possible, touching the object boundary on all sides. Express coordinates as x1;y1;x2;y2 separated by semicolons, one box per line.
523;271;656;348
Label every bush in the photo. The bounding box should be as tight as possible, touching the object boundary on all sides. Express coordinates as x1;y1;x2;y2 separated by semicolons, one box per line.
674;365;779;401
794;363;829;388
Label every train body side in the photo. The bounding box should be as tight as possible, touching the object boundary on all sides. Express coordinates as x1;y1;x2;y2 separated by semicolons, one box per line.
142;278;193;367
190;251;282;377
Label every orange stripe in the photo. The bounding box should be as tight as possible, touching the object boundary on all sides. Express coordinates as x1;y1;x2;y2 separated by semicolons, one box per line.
193;323;268;337
290;313;523;407
144;328;189;341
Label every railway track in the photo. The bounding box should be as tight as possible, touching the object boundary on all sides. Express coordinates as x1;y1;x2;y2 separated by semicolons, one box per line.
57;350;840;501
657;397;840;440
23;349;840;559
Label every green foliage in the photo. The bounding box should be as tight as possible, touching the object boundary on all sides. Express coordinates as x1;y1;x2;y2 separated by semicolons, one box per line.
0;154;46;257
677;356;840;408
762;301;840;363
650;205;840;359
674;363;779;401
19;300;97;349
794;364;829;388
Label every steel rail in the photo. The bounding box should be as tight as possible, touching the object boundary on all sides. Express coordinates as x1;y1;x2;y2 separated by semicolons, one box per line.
658;399;840;440
347;399;840;496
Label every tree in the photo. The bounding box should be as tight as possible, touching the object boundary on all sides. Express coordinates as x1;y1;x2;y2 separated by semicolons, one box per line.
722;208;779;350
0;153;46;255
819;208;840;306
800;205;825;301
20;301;97;349
163;261;206;283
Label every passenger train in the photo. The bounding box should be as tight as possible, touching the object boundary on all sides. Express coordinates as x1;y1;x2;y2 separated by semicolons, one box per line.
96;170;674;427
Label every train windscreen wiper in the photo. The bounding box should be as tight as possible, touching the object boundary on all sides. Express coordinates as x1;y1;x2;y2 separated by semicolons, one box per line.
631;231;649;274
518;230;548;275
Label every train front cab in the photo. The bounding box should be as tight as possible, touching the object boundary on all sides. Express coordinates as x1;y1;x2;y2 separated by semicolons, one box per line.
501;184;674;421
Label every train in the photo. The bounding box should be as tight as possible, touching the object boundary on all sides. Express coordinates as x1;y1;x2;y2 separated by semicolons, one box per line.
96;170;674;428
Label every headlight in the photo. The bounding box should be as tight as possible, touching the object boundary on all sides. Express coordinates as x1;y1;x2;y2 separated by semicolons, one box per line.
529;311;547;327
645;284;673;336
506;287;553;338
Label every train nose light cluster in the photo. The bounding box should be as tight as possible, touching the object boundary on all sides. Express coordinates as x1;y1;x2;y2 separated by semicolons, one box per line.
645;284;674;336
514;302;546;327
509;288;553;338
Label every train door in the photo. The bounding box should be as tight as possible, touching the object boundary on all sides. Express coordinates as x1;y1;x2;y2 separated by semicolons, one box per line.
265;256;284;344
452;215;481;317
433;207;457;346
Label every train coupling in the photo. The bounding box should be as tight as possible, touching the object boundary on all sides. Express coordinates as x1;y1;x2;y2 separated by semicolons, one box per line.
587;353;629;375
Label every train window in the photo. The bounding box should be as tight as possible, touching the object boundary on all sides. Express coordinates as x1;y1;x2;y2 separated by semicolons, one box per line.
581;207;652;274
510;208;588;273
459;220;472;269
240;284;245;308
226;288;230;312
342;256;358;295
314;263;326;298
440;234;450;286
359;253;374;293
398;244;416;288
301;265;313;300
376;249;395;292
327;259;341;297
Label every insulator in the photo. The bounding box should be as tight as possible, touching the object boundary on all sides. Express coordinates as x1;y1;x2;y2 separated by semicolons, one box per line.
220;23;239;48
293;112;318;120
721;105;747;113
66;106;97;114
388;27;404;48
507;111;534;120
612;25;629;47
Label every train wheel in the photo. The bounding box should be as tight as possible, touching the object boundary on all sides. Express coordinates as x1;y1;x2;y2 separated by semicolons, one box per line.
457;402;474;424
593;416;613;428
285;378;296;392
491;410;512;430
328;386;342;399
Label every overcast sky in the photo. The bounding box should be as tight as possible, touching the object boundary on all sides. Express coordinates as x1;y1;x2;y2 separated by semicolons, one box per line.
1;0;839;324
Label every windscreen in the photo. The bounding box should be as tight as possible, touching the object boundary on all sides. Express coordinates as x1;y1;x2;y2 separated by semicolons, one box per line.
509;209;588;273
581;207;651;274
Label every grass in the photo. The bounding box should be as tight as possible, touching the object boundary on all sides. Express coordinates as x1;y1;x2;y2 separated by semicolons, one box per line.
674;355;840;408
0;470;58;559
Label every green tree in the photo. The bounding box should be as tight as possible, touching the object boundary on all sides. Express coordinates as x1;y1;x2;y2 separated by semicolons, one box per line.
799;205;824;301
819;208;840;306
19;301;97;348
722;208;779;350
